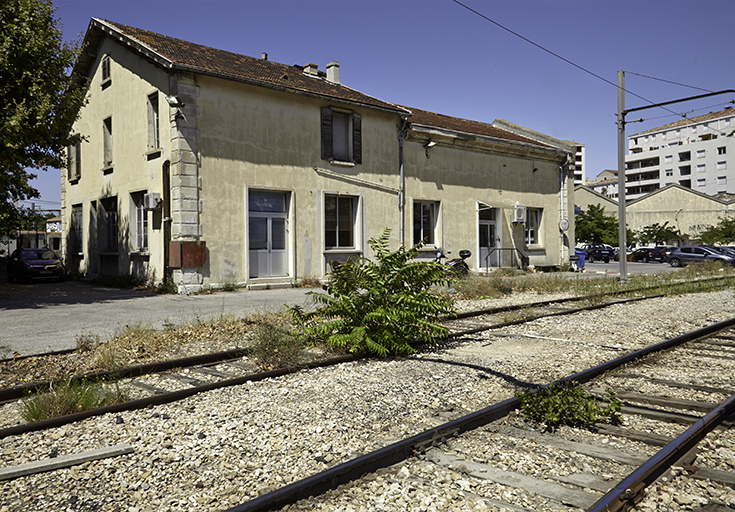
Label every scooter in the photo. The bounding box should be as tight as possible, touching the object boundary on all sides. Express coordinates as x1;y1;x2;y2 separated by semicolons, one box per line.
434;248;471;277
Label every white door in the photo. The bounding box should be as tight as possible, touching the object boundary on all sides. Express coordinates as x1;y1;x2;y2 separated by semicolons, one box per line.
248;191;289;278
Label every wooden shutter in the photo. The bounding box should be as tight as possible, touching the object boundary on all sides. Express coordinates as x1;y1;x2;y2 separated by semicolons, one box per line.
321;107;333;160
352;113;361;164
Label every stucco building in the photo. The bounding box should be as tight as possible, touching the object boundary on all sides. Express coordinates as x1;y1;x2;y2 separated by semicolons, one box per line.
64;19;575;291
625;107;735;200
575;183;735;245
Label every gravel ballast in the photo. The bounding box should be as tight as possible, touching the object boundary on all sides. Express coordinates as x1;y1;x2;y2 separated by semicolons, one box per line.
1;289;735;511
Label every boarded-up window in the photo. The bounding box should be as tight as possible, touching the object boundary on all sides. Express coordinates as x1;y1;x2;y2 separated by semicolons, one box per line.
67;141;80;181
147;93;159;150
103;117;113;167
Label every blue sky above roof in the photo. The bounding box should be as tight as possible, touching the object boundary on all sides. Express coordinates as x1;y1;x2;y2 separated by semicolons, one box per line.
29;0;735;209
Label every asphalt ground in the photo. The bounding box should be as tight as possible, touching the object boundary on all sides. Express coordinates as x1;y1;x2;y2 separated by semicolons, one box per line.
0;279;314;358
0;258;679;358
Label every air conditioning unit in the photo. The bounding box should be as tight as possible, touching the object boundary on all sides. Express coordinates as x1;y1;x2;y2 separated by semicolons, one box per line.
512;204;527;223
143;193;162;210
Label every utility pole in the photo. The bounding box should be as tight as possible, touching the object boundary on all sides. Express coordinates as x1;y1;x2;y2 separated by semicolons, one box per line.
616;73;734;283
617;71;628;283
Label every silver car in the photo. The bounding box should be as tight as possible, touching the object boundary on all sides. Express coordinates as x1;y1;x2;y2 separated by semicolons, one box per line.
667;246;735;267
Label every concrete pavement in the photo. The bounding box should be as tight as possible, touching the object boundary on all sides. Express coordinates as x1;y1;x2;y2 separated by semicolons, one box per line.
0;281;315;357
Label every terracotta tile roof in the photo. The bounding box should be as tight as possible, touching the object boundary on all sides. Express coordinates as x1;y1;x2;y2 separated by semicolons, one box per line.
401;106;552;148
93;19;407;114
632;107;735;136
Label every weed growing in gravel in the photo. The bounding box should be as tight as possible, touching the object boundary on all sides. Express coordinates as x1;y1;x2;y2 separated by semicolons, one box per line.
452;275;512;299
516;380;623;429
20;379;127;422
250;314;305;370
75;333;100;353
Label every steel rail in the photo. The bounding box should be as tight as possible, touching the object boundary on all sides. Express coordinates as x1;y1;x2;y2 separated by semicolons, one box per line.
0;348;248;403
0;295;657;404
0;354;360;440
448;295;659;337
587;391;735;512
222;316;735;512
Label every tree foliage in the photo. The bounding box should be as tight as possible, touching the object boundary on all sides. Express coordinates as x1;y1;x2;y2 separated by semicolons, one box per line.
634;222;681;246
700;217;735;245
0;0;85;237
574;204;619;245
290;228;456;356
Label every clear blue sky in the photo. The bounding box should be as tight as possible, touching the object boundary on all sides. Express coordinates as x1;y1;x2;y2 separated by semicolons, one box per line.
28;0;735;211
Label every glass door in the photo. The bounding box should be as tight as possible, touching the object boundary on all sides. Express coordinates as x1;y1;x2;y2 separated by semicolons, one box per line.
248;191;289;278
478;205;498;268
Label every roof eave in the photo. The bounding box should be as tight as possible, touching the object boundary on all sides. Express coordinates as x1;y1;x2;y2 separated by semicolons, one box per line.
408;124;569;160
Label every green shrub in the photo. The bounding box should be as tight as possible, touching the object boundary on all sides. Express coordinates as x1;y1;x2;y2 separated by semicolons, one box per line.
516;380;622;428
290;228;456;356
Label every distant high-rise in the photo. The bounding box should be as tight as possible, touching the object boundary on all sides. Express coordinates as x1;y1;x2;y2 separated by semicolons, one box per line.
625;107;735;200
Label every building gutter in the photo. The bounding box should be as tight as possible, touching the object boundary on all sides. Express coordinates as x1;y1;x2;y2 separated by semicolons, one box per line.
408;125;568;160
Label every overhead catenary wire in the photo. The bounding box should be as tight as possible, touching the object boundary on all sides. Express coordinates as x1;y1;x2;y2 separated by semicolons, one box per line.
451;0;684;119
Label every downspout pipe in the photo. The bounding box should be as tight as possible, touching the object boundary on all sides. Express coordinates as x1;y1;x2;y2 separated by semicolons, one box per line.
398;118;408;246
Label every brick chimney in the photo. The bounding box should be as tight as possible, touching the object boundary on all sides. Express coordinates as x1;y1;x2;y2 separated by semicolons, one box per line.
326;61;340;85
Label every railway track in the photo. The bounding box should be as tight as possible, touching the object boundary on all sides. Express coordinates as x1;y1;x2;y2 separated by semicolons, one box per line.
217;319;735;512
0;294;656;434
2;289;735;511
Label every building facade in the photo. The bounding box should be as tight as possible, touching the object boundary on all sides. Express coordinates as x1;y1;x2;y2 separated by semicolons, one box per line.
63;19;575;292
625;108;735;200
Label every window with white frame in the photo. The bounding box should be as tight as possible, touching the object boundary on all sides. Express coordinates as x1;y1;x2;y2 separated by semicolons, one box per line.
697;149;706;159
325;194;356;249
103;117;113;168
67;140;80;181
131;192;148;251
692;125;698;134
321;107;361;164
718;146;727;155
665;169;673;177
147;93;160;151
413;201;438;245
726;119;731;127
525;208;542;246
697;164;706;173
697;178;706;187
717;161;727;170
664;155;673;164
718;176;727;186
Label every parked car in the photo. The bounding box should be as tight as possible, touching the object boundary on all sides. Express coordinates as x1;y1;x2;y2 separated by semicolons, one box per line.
578;243;615;263
6;248;66;283
630;247;662;263
667;246;735;267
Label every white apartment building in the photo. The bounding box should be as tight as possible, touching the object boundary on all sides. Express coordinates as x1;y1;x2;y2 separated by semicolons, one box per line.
625;107;735;200
567;142;585;185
